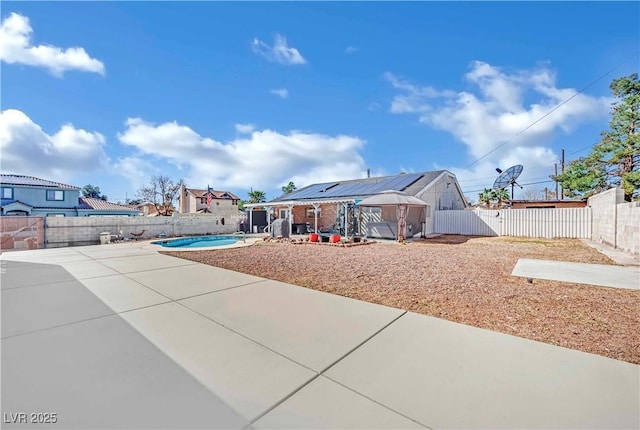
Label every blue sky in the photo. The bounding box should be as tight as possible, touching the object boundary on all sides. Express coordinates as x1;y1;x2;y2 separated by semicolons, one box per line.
1;2;638;203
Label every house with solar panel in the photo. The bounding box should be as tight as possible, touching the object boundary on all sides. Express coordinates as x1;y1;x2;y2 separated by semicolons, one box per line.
244;170;466;240
0;175;139;217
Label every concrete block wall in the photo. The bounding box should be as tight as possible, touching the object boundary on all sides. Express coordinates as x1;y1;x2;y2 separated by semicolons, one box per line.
588;188;624;247
45;212;246;248
615;201;640;256
172;212;245;236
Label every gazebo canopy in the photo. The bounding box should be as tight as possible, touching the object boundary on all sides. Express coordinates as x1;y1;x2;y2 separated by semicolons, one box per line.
357;190;427;207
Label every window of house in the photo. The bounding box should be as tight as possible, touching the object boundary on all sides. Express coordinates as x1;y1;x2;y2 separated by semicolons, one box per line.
1;187;13;199
306;208;320;218
279;209;288;219
46;190;64;201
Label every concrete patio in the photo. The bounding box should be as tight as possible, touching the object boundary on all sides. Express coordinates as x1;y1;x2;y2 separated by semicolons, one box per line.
1;242;638;429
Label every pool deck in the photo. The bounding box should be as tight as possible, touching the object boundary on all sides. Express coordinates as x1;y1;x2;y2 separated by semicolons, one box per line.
1;241;638;429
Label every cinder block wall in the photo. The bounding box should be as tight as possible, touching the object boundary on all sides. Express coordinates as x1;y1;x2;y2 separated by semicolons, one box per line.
45;212;246;248
588;188;623;247
615;201;640;256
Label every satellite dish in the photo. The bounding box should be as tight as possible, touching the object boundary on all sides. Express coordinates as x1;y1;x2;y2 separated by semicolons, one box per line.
493;165;523;199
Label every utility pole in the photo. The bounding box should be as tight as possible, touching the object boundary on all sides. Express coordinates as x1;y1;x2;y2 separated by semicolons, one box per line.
560;149;565;200
554;163;559;200
544;187;549;200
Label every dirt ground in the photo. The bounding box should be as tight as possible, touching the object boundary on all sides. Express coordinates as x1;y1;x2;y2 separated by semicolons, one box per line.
163;235;640;364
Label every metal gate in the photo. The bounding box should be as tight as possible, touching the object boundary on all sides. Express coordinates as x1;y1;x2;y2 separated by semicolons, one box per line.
0;216;45;251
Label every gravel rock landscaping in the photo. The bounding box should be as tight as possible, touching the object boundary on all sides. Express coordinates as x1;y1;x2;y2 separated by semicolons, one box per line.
163;235;640;364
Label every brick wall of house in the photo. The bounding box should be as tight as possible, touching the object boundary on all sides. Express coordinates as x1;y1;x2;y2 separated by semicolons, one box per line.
274;203;340;231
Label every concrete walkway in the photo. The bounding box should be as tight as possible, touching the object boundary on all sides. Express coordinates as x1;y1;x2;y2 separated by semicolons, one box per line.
512;258;640;290
2;243;638;429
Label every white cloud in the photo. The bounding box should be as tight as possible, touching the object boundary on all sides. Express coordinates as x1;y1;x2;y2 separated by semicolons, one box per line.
112;156;159;192
270;88;289;99
386;61;610;199
345;45;358;54
0;12;105;77
0;109;109;181
117;118;367;192
234;123;255;134
384;72;454;114
252;34;306;65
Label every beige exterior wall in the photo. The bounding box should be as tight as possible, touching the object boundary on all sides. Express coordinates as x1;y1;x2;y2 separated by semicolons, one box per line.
414;172;465;234
178;185;239;214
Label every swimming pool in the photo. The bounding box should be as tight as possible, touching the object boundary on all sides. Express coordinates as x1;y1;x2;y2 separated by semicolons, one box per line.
152;235;239;249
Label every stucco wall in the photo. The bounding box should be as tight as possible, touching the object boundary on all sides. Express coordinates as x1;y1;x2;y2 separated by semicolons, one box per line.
179;189;239;214
588;188;624;247
45;211;246;248
5;186;80;211
420;174;465;211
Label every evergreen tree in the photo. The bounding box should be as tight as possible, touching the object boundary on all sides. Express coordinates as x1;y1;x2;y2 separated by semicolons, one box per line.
555;73;640;201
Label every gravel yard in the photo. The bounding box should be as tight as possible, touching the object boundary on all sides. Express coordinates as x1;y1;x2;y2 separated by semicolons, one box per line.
163;235;640;364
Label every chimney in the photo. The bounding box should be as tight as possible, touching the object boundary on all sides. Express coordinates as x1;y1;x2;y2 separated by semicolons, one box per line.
367;168;371;178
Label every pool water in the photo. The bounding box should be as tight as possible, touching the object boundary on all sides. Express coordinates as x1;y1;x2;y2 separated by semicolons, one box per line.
152;236;239;248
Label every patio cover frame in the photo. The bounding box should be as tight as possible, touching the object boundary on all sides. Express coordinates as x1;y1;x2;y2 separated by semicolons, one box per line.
244;198;358;237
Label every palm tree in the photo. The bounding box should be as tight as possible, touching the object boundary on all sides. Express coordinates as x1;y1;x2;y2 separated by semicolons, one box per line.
248;190;266;203
478;188;493;207
492;188;511;208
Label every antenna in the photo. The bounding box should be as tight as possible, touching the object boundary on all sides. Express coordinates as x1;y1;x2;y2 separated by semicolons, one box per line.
493;165;524;200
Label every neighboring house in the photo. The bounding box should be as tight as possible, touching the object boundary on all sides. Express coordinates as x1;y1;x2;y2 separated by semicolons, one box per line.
0;175;139;217
246;170;466;238
134;202;161;216
76;198;141;216
177;184;241;214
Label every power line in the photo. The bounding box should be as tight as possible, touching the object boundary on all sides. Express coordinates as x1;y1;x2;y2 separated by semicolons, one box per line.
567;144;594;156
464;51;639;169
462;179;555;194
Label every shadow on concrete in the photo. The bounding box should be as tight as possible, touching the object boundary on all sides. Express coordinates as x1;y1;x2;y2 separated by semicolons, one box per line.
1;261;247;429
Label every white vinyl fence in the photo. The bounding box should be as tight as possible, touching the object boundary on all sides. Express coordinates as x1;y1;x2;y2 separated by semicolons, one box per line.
434;208;592;239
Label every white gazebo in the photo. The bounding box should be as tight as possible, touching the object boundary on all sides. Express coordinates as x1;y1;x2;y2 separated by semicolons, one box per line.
357;190;428;242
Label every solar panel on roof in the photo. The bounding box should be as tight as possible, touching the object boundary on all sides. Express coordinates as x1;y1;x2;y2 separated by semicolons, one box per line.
285;182;339;200
275;172;423;201
379;172;423;192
